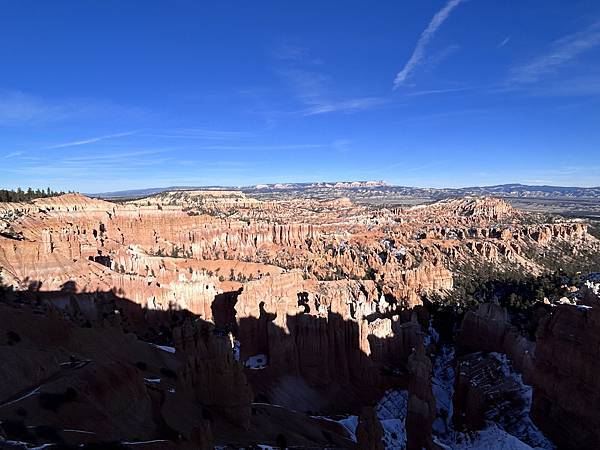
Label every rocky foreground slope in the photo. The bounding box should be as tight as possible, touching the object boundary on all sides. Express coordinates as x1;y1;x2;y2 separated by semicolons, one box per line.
0;192;599;448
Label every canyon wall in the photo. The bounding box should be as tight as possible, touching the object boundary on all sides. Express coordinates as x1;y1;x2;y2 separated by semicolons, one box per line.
531;301;600;449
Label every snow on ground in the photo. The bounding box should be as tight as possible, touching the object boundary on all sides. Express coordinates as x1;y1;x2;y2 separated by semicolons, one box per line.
431;345;554;450
232;339;241;361
432;346;455;436
376;389;408;449
143;377;161;384
449;424;535;450
245;353;267;369
0;386;41;408
338;415;359;442
583;273;600;295
424;320;440;348
62;429;96;435
488;353;555;449
311;413;358;442
148;343;176;354
0;441;55;449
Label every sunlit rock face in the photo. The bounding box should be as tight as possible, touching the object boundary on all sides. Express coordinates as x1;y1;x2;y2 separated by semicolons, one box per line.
1;191;598;447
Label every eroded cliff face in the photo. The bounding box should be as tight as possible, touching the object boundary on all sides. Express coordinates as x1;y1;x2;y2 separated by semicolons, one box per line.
457;303;536;380
1;192;598;448
2;194;593;314
173;318;253;429
531;300;600;449
0;295;215;448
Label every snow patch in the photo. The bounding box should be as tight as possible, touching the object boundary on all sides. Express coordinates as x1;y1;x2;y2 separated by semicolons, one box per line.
0;386;41;408
376;389;408;449
148;343;176;354
452;424;535;450
432;346;455;436
338;415;359;442
143;377;161;384
487;353;555;449
245;353;267;369
232;339;240;362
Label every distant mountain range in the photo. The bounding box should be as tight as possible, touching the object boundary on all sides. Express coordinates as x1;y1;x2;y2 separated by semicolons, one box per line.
90;182;600;200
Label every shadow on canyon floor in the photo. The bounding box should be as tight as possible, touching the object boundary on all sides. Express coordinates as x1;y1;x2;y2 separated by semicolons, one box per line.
0;280;428;448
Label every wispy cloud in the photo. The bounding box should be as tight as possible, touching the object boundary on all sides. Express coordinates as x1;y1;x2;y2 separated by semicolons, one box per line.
0;91;68;126
60;149;167;163
510;22;600;83
279;68;387;115
192;143;328;151
498;36;510;48
142;128;251;140
393;0;465;89
0;91;148;127
405;86;473;97
303;97;387;116
1;151;23;159
46;131;136;149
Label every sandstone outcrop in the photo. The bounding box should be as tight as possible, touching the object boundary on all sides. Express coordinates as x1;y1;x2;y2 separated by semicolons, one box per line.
173;318;252;429
1;191;598;448
531;300;600;449
405;343;438;450
457;303;536;380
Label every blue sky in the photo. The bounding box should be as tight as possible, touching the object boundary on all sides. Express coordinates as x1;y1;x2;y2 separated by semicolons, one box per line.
1;0;600;192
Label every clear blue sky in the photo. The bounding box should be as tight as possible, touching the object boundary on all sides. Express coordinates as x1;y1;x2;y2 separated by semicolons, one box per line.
1;0;599;192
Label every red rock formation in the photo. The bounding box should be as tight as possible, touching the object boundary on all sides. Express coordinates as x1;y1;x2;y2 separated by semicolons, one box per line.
457;303;536;380
173;318;252;429
1;192;598;446
453;352;522;431
405;344;438;450
531;301;600;449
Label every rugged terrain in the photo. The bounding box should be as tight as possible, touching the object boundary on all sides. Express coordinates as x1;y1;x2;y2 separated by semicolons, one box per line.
1;189;599;449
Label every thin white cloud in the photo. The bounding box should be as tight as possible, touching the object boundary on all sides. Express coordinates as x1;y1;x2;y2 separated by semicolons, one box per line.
1;151;23;159
302;97;387;116
142;129;251;140
510;22;600;83
46;131;136;149
193;143;327;151
0;91;68;125
498;36;510;48
279;68;387;115
405;86;473;97
0;91;147;127
393;0;465;89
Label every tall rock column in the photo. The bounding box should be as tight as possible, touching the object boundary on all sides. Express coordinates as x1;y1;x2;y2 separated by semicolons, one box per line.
531;303;600;449
173;319;253;429
406;345;439;450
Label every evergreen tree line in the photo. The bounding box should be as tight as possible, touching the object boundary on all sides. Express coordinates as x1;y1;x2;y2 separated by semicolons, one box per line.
0;187;73;203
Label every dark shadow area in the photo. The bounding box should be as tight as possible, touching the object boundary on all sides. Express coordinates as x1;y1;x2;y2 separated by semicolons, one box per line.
2;281;408;449
2;272;567;449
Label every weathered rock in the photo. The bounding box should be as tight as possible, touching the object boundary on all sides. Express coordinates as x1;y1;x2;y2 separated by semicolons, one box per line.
173;318;253;429
457;303;535;381
405;345;438;450
531;302;600;449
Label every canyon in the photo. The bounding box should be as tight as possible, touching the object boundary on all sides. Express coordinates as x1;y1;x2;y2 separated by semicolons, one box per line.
1;189;599;449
